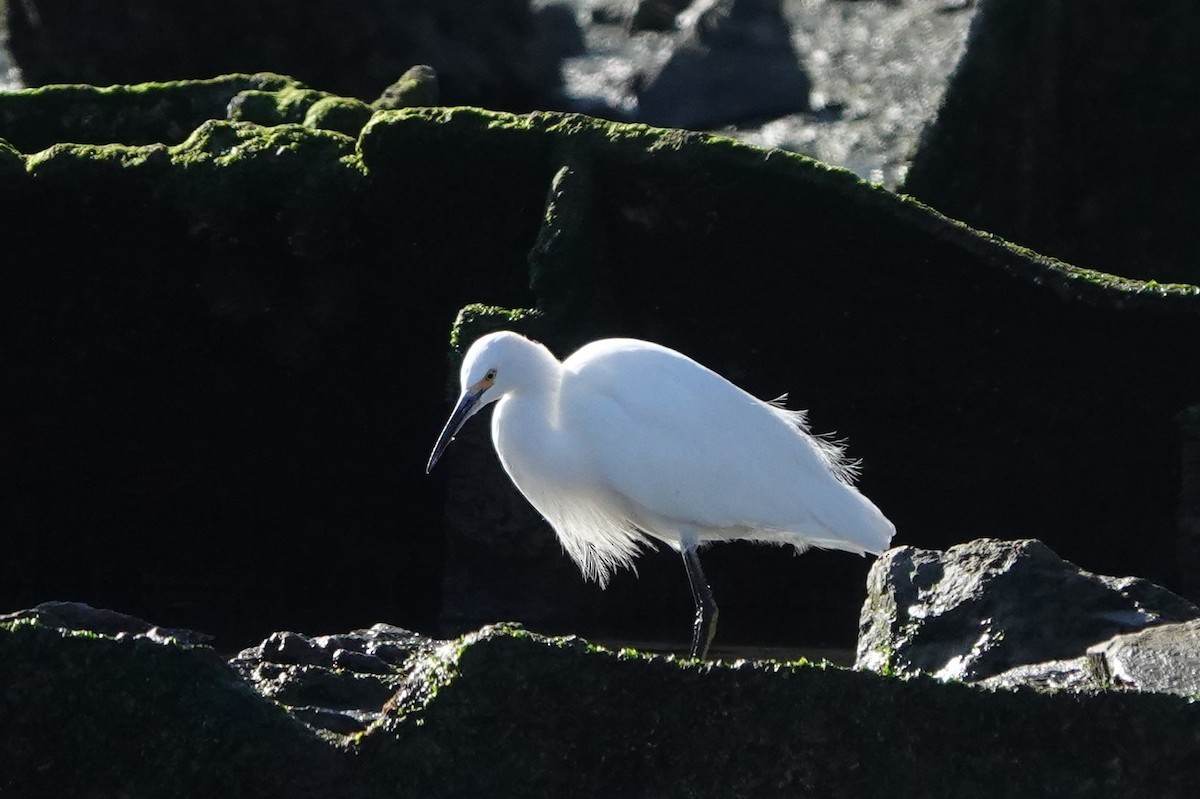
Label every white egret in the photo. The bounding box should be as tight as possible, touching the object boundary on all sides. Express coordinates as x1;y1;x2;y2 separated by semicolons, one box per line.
427;331;894;659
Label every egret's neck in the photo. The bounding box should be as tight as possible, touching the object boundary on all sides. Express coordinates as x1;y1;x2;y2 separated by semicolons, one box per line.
491;348;572;484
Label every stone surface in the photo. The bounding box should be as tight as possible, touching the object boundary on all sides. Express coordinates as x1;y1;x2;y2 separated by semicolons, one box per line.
229;623;438;734
904;1;1200;283
855;539;1200;682
4;83;1200;650
6;608;1200;797
636;0;811;128
0;600;212;645
0;72;299;153
372;64;441;110
5;0;567;110
1089;619;1200;697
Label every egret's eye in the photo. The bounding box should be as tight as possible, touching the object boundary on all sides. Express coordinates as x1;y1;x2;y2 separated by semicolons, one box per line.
485;369;497;381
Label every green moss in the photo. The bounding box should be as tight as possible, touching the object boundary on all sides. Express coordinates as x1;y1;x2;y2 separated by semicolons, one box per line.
372;65;440;110
0;73;302;153
303;96;372;137
227;87;331;127
0;621;341;796
448;304;543;350
351;625;1200;797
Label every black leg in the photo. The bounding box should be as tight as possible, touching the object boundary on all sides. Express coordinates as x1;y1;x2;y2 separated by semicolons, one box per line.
681;545;718;660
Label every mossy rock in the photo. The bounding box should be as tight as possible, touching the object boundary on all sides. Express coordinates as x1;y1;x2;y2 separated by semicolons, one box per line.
5;615;1198;797
227;86;332;127
0;72;301;153
304;96;373;136
0;618;343;797
373;64;440;110
4;95;1200;651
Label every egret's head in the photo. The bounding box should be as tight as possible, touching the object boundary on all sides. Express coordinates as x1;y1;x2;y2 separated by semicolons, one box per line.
426;331;541;473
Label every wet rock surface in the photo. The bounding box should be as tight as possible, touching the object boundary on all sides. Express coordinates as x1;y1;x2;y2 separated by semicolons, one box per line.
857;538;1200;689
230;624;440;734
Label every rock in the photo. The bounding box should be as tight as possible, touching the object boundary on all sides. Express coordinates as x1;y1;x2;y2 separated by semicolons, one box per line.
0;609;343;796
904;2;1200;283
1178;405;1200;601
0;600;212;645
630;0;693;32
226;86;330;126
373;65;441;110
636;0;811;128
5;83;1200;651
229;623;439;734
303;95;373;137
5;0;564;110
979;655;1110;694
0;72;300;153
855;539;1200;682
1088;619;1200;697
6;606;1200;796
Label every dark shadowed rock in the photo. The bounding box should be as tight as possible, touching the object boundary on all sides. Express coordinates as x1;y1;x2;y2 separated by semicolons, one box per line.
855;539;1200;682
630;0;693;32
373;65;441;110
5;79;1200;652
0;72;300;153
6;605;1200;796
5;0;564;110
1;600;212;645
1179;405;1200;601
636;0;810;128
904;1;1200;283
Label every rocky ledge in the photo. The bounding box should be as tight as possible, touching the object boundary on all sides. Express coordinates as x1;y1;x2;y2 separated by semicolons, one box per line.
5;540;1200;799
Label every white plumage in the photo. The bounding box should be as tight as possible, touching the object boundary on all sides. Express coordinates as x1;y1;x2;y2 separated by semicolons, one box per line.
427;330;895;658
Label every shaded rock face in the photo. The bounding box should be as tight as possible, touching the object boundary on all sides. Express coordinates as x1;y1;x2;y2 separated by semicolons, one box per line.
904;1;1200;283
636;0;811;128
4;80;1200;651
1179;405;1200;601
856;539;1200;682
7;608;1200;798
630;0;694;32
4;0;571;109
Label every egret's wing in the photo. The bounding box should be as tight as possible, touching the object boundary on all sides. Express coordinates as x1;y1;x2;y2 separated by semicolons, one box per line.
562;340;883;550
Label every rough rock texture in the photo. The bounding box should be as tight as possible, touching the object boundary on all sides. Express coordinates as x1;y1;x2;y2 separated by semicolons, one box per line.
0;611;344;797
4;608;1200;798
373;64;441;110
4;76;1200;651
636;0;811;128
230;624;439;734
1089;619;1200;697
4;0;571;109
855;539;1200;681
0;72;300;152
981;619;1200;696
904;1;1200;283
